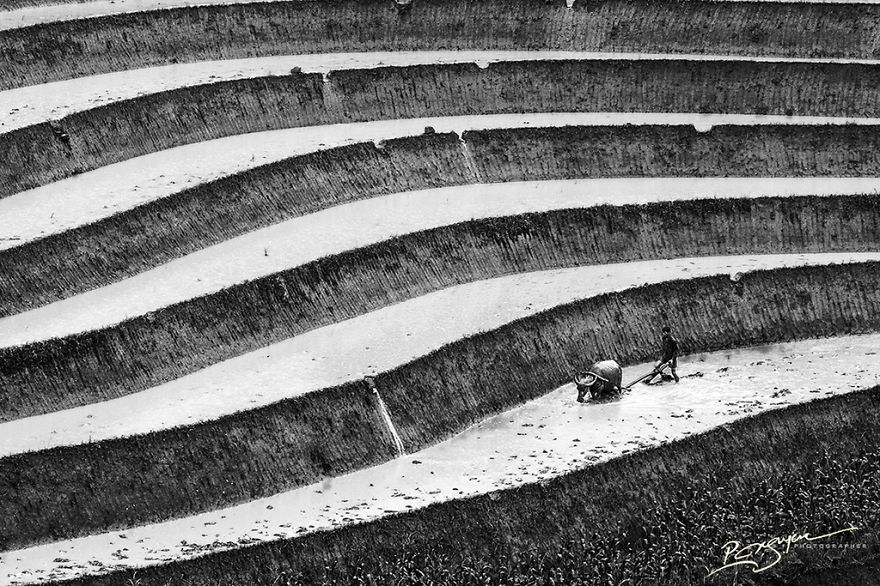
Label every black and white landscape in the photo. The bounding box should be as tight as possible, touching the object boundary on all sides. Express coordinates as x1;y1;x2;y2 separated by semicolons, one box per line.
1;1;879;584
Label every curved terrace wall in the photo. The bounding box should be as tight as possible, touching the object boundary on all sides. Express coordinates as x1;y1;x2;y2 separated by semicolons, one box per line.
3;0;880;90
58;385;880;586
5;124;880;316
1;262;878;550
0;132;469;314
2;0;91;8
463;124;880;182
3;195;880;421
7;59;880;195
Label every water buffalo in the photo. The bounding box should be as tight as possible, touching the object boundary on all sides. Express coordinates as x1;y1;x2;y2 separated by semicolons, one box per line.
574;359;623;402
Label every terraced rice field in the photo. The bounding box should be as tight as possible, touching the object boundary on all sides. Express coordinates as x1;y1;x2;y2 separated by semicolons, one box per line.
1;1;879;585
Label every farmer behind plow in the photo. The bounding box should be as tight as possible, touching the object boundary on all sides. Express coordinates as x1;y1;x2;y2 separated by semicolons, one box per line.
574;326;681;402
652;325;680;383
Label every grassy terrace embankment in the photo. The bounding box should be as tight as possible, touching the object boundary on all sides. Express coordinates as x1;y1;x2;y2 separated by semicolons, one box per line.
3;0;880;90
4;190;880;419
58;386;880;586
5;124;880;314
1;263;878;550
7;59;880;195
1;0;93;7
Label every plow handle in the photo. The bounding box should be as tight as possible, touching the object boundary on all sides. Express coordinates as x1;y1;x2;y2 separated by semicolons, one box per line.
623;360;671;390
